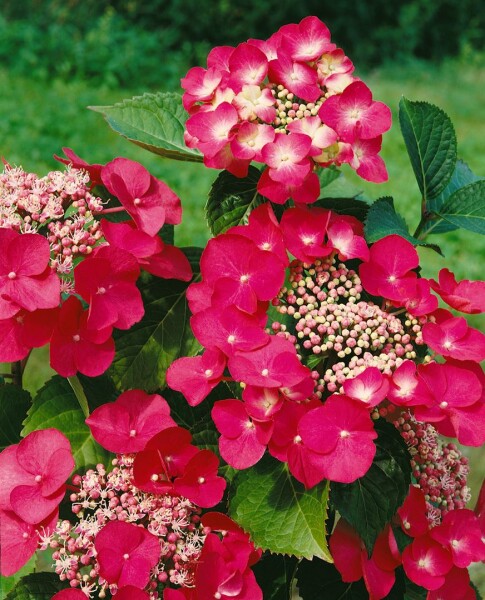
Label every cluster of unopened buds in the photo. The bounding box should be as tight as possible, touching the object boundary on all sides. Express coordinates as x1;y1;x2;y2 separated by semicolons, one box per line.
0;389;263;599
182;15;392;204
0;149;192;377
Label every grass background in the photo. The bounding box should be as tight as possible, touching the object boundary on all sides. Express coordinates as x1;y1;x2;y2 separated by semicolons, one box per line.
1;54;485;592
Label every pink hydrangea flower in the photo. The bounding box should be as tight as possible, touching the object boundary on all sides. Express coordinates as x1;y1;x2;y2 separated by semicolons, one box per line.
342;367;389;408
85;389;176;453
0;429;74;524
429;268;485;314
74;245;143;331
429;509;485;568
94;520;161;589
422;314;485;362
298;395;378;483
50;296;115;378
0;229;60;319
54;147;104;186
0;307;58;363
402;534;453;590
397;485;429;538
101;157;182;234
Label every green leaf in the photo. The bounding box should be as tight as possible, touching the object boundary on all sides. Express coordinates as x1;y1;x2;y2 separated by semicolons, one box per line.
205;166;264;236
331;419;411;554
365;197;443;255
317;166;341;189
319;172;367;200
315;197;370;222
110;259;202;392
436;179;485;235
403;578;427;599
229;454;332;561
21;375;111;469
297;558;368;599
0;385;31;450
399;97;456;201
4;572;66;599
89;92;203;162
253;554;299;600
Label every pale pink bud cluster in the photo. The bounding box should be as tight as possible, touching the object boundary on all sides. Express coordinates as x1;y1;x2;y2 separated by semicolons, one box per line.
394;411;471;525
49;456;205;598
273;256;426;396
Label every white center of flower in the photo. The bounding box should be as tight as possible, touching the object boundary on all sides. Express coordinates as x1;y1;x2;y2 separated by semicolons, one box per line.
215;594;222;600
294;435;302;444
388;275;396;283
72;334;81;342
133;198;142;206
34;475;42;483
227;334;236;343
404;521;411;530
418;558;428;569
280;154;290;162
198;477;205;484
204;369;214;378
451;539;460;548
261;368;269;377
262;242;271;250
22;532;29;539
247;139;255;147
7;271;17;279
340;430;350;438
443;340;452;349
151;474;159;482
240;274;249;283
440;401;448;409
123;553;130;560
350;109;360;119
97;286;106;295
129;429;137;437
302;236;315;246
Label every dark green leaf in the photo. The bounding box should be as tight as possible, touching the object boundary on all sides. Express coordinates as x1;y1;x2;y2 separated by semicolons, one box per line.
0;385;31;450
399;97;457;200
253;554;299;600
403;578;427;599
21;376;111;469
314;197;370;222
110;264;202;392
4;572;67;599
205;166;264;236
365;197;443;255
89;92;203;162
229;454;331;560
471;582;483;600
393;527;413;554
437;179;485;235
331;419;411;554
297;558;368;599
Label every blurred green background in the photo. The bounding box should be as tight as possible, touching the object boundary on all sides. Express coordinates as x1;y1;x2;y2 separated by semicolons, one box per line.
1;0;484;593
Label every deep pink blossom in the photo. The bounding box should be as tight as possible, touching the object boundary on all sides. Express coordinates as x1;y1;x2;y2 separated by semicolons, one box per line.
231;122;275;162
181;66;224;112
422;314;485;362
261;133;313;186
268;52;320;102
54;147;103;186
74;245;143;331
227;43;268;92
0;308;58;363
0;229;60;319
318;81;392;142
402;278;438;317
330;519;399;599
349;135;389;183
174;449;227;507
94;520;161;589
200;233;285;310
101;157;182;233
212;400;273;469
242;386;284;420
402;534;453;590
298;395;378;483
280;206;332;263
280;15;333;61
227;336;310;388
317;49;354;85
327;219;370;262
429;509;485;567
101;219;192;281
50;296;115;377
388;360;419;406
85;390;175;453
287;116;338;155
342;367;389;408
232;85;276;123
186;102;239;158
397;485;429;538
166;348;227;406
429;268;485;314
0;508;58;576
427;566;476;600
257;168;320;205
0;429;74;524
359;235;419;302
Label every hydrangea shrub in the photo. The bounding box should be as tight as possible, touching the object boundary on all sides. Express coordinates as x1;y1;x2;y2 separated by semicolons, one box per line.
1;16;485;600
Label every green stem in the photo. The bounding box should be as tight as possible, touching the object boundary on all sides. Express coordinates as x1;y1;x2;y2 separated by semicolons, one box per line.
68;375;90;419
